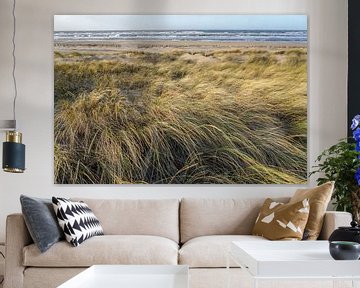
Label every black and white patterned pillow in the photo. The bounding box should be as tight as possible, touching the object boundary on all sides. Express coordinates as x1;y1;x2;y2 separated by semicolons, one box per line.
52;197;104;247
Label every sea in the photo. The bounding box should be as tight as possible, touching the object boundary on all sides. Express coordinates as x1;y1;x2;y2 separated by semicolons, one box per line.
54;30;307;43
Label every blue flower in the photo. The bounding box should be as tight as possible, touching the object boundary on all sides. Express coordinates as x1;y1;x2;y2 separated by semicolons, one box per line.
351;115;360;186
356;167;360;186
353;128;360;142
352;115;360;130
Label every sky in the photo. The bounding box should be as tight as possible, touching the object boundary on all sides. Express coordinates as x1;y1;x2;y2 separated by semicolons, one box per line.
54;15;307;31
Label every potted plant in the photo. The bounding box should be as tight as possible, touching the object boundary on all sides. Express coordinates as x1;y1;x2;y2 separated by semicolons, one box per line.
310;115;360;222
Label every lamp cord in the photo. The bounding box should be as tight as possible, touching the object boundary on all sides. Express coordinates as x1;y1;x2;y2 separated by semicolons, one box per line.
11;0;17;128
0;251;4;284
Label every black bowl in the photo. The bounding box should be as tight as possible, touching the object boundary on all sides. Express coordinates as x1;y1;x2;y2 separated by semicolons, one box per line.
329;241;360;260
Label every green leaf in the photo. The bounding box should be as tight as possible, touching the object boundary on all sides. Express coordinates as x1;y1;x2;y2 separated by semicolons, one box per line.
311;139;360;215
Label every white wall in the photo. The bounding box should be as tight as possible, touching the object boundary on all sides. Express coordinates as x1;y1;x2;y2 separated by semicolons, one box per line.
0;0;348;242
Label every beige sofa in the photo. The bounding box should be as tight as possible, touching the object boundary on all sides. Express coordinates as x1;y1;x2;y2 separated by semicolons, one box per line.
4;198;352;288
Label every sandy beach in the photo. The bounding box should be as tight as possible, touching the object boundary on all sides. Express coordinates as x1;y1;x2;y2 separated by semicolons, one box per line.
54;40;307;66
54;39;307;54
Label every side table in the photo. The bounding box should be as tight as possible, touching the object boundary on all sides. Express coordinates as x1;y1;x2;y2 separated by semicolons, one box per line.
227;241;360;288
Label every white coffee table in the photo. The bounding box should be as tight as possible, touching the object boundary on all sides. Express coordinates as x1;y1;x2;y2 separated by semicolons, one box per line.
228;241;360;288
58;265;189;288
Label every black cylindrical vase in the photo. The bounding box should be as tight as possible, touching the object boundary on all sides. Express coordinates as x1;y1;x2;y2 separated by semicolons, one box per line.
2;131;25;173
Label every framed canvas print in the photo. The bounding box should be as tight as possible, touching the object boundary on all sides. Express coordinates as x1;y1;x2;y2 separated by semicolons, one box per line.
54;15;308;184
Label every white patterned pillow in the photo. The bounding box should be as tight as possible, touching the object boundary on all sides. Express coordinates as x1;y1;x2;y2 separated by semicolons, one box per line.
52;197;104;246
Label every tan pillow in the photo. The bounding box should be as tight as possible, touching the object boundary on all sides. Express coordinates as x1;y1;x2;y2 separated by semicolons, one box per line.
252;198;310;240
289;181;334;240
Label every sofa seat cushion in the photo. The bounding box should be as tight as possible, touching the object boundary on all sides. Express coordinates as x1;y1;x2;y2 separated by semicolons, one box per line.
179;235;267;268
23;235;179;267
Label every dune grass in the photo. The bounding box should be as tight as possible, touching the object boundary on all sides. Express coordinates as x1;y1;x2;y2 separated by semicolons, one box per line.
54;45;307;184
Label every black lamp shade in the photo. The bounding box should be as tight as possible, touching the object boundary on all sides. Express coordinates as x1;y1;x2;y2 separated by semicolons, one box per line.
3;141;25;173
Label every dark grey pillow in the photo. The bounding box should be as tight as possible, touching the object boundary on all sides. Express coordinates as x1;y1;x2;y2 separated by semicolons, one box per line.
20;195;64;253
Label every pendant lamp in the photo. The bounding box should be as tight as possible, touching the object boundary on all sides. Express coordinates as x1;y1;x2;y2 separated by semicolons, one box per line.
1;0;26;173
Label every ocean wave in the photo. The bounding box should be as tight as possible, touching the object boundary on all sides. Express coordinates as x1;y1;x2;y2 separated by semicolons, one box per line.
54;30;307;42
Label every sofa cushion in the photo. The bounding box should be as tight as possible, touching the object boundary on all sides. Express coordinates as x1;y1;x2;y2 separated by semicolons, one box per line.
23;235;178;267
180;198;289;243
72;199;179;243
52;197;104;247
179;235;267;268
252;198;310;240
20;195;64;253
290;181;334;240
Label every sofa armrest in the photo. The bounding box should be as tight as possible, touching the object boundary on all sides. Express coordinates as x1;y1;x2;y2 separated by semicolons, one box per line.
318;211;352;240
4;214;32;288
